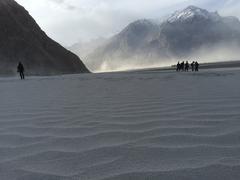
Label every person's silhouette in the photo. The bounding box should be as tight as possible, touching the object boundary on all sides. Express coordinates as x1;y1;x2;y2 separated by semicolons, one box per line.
195;61;199;71
185;61;189;72
17;62;25;79
181;61;185;71
177;62;181;71
191;61;195;71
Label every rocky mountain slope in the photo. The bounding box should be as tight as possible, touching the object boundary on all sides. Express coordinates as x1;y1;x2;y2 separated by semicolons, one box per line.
0;0;89;76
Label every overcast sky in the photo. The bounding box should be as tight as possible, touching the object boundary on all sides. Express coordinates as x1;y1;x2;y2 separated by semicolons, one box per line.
15;0;240;46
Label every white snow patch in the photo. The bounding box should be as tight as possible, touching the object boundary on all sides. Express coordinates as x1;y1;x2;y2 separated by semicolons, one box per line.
168;6;221;23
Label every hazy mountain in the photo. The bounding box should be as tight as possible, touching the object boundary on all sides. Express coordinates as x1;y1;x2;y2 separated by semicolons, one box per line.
68;37;108;61
87;6;240;72
0;0;89;76
159;6;240;56
87;19;161;72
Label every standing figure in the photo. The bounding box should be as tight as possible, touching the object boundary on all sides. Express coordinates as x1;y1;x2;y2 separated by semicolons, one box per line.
185;61;189;72
176;62;181;72
181;61;185;71
195;61;199;72
17;62;25;79
191;61;195;71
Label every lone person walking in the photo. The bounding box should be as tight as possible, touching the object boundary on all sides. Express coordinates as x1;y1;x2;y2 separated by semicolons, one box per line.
17;62;25;80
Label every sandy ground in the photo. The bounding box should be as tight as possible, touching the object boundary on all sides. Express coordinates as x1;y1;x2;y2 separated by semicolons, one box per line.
0;68;240;180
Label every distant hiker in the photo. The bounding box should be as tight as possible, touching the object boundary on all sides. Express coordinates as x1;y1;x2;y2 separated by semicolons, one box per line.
181;61;185;71
185;61;189;72
191;61;195;71
17;62;25;79
176;62;181;71
195;61;199;72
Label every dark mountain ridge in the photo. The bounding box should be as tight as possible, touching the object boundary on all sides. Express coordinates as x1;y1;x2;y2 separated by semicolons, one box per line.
0;0;89;76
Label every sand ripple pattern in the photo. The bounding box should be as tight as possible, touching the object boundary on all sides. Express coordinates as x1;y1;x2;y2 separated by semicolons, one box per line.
1;69;240;180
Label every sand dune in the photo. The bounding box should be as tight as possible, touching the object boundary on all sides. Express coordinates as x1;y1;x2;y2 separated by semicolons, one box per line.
0;68;240;180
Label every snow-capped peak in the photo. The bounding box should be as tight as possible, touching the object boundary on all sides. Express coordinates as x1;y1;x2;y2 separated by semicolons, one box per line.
167;6;220;23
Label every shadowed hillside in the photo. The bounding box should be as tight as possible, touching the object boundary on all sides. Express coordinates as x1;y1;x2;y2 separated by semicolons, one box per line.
0;0;89;76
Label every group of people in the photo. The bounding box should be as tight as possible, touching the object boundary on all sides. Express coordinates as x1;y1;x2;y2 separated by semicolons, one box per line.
176;61;199;72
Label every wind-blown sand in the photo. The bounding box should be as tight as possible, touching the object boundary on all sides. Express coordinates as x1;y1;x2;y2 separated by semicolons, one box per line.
0;68;240;180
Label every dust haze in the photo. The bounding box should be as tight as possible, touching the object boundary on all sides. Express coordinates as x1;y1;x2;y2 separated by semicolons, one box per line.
82;43;240;73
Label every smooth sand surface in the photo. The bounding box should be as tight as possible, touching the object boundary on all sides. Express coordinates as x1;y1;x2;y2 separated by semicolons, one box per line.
0;68;240;180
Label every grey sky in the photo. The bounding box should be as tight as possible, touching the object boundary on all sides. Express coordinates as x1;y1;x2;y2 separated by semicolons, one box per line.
15;0;240;46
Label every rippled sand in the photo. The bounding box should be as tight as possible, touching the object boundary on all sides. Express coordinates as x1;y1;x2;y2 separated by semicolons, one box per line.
0;69;240;180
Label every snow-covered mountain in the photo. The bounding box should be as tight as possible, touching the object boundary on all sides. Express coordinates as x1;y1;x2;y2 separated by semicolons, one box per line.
167;6;221;23
86;6;240;72
0;0;89;76
86;19;161;72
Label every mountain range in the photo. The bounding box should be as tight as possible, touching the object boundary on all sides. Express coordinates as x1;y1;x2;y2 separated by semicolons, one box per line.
73;6;240;72
0;0;89;76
